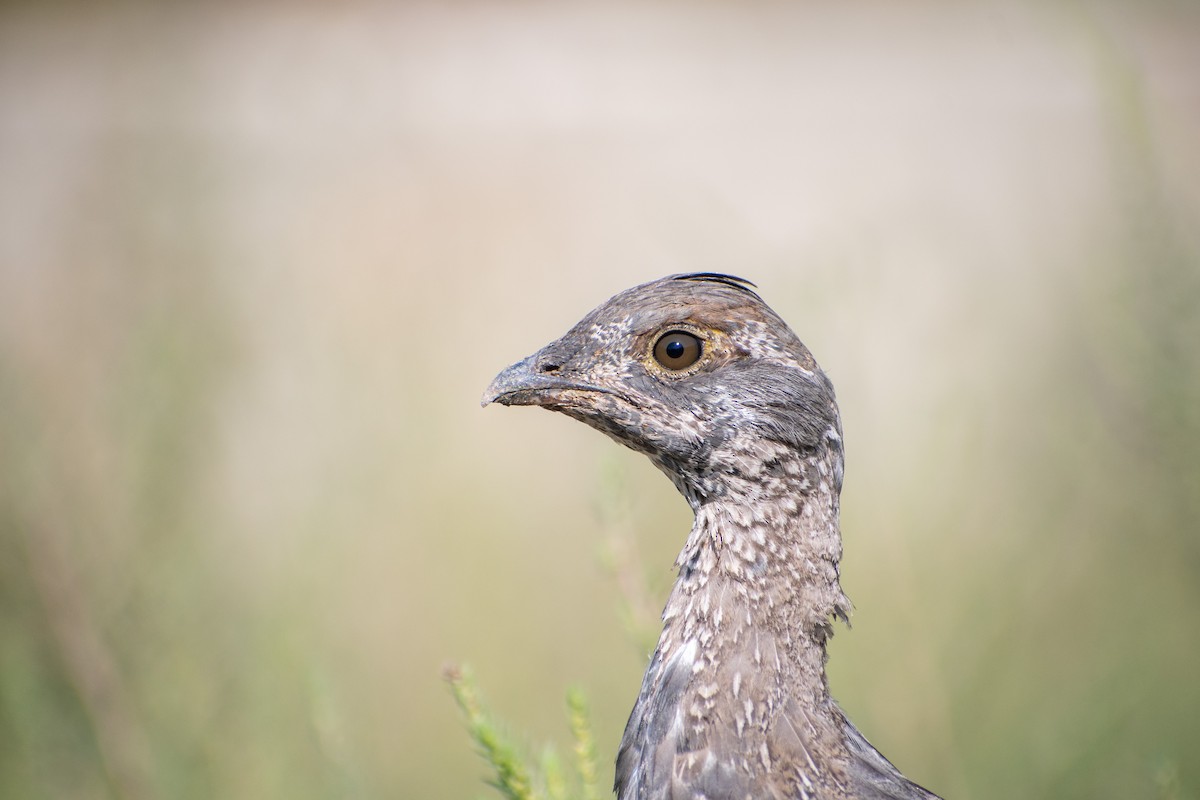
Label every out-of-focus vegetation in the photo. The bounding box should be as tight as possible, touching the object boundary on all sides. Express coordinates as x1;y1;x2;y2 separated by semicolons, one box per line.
1;2;1197;799
444;665;602;800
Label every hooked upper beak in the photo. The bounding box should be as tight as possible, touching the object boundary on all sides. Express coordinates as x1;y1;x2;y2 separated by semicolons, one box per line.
481;353;619;408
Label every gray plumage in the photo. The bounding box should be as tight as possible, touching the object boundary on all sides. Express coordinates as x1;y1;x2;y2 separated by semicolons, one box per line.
483;274;941;800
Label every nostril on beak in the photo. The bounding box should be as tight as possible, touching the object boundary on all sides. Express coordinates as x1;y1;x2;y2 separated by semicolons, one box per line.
538;359;561;374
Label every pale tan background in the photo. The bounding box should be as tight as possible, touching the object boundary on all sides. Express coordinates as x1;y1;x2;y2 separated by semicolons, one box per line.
2;2;1198;798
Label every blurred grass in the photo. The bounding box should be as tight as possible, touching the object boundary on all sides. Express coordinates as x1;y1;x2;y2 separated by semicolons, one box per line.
443;665;603;800
1;1;1199;799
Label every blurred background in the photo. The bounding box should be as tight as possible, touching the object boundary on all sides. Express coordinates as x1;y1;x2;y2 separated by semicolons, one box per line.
1;1;1198;798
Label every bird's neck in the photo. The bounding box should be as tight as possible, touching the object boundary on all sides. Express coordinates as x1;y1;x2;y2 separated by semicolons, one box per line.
617;435;867;799
663;436;851;696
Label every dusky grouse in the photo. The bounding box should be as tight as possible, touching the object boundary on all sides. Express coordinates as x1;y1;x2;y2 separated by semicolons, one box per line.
483;273;941;800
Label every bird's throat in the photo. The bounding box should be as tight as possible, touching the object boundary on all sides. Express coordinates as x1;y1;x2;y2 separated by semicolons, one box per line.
671;437;851;639
615;446;854;797
652;441;853;719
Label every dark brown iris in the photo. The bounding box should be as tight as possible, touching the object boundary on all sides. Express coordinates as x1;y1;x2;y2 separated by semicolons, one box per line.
653;331;702;370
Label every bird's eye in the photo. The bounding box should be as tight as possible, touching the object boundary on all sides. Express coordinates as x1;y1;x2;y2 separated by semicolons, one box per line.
653;331;702;371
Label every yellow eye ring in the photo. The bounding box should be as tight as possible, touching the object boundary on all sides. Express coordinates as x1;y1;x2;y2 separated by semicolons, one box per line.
653;331;703;371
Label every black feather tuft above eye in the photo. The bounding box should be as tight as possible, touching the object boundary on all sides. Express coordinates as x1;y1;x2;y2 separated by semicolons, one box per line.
653;331;702;371
671;272;762;300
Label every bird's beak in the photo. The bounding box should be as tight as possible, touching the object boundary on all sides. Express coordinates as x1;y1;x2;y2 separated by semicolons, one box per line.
481;353;612;408
481;355;543;407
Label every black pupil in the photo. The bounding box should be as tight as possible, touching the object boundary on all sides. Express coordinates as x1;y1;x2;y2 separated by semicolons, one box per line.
665;340;685;359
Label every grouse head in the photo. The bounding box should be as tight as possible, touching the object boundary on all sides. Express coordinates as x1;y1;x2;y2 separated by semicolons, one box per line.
483;273;843;509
